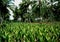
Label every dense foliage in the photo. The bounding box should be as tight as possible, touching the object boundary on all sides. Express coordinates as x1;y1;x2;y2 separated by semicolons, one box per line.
9;0;60;22
0;0;10;20
0;22;60;42
0;0;60;42
0;0;60;22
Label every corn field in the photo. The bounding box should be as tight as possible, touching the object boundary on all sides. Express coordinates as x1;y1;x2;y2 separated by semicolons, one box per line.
0;22;60;42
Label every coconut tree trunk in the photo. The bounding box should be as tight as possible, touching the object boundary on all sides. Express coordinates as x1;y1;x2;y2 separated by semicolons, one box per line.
39;0;41;17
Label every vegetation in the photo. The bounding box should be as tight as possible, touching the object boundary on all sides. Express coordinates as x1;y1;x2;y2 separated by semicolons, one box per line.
0;0;10;20
0;0;60;22
0;22;60;42
8;0;60;22
0;0;60;42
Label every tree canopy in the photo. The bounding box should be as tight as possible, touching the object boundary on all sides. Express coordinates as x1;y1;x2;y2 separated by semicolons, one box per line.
0;0;60;22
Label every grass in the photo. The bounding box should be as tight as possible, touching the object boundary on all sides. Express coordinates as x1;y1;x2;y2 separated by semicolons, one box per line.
0;22;60;42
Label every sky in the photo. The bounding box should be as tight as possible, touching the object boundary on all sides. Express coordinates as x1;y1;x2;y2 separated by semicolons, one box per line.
14;0;22;7
9;0;22;8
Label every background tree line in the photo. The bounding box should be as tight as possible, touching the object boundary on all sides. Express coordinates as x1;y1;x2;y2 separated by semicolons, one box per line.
0;0;60;23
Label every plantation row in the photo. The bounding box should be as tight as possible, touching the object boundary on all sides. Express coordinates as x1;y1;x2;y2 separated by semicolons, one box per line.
0;22;60;42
